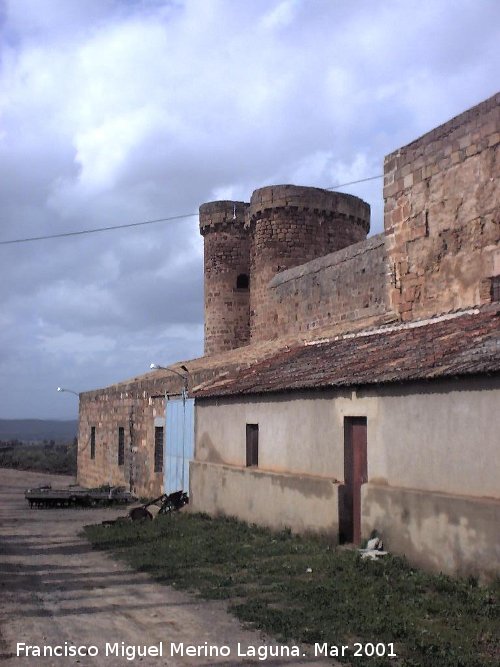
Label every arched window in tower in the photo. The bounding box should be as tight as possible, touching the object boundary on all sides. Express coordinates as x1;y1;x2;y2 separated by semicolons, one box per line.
236;273;249;290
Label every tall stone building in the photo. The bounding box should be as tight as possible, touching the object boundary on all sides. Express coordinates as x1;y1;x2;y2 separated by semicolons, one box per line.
77;93;499;579
200;200;250;355
200;187;370;353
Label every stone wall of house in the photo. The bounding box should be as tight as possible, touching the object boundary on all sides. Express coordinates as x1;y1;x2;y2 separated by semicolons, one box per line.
266;234;390;336
78;366;220;497
77;377;172;498
384;92;500;320
77;352;269;498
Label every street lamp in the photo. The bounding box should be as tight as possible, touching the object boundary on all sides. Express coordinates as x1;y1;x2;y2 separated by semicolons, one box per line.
57;387;79;396
149;363;188;382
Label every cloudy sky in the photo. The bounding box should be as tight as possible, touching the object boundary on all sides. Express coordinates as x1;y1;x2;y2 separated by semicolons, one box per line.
0;0;498;420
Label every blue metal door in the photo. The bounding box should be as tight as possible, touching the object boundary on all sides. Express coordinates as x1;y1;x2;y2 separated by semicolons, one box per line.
164;395;195;495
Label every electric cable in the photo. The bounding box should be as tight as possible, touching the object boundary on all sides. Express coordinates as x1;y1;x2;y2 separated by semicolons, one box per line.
0;174;384;246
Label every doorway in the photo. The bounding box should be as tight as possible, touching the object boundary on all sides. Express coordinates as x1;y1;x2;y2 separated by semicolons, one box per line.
339;417;367;544
246;424;259;467
164;395;195;495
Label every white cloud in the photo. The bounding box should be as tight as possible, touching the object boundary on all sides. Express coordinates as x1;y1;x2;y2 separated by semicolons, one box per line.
0;0;498;418
38;330;116;365
261;0;299;30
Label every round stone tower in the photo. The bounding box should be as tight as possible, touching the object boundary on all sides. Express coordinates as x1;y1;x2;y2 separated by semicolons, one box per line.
247;184;370;342
199;200;251;356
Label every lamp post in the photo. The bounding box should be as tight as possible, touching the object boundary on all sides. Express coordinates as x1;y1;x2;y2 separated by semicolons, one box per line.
149;363;188;385
57;387;79;396
149;363;189;401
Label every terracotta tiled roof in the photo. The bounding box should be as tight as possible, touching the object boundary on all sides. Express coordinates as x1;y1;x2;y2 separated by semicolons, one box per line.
193;306;500;398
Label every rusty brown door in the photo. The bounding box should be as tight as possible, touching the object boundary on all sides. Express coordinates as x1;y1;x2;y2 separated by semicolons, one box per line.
341;417;367;544
246;424;259;467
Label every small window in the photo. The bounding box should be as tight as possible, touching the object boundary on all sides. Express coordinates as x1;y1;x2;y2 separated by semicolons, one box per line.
154;426;164;473
118;427;125;466
491;276;500;302
236;273;249;290
246;424;259;467
90;426;96;460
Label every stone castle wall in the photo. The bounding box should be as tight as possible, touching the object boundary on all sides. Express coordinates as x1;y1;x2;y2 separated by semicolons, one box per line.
200;185;371;353
267;234;389;337
200;201;250;356
78;94;499;499
384;93;500;320
247;185;370;342
198;94;499;350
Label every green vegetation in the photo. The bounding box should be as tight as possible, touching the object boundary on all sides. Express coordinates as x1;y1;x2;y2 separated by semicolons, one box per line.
84;512;499;667
0;439;77;475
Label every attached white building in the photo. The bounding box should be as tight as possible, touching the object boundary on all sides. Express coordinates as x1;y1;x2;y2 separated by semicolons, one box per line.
191;306;500;580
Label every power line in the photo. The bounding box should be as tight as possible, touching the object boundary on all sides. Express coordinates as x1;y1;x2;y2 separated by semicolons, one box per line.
326;174;383;190
0;213;197;246
0;174;384;246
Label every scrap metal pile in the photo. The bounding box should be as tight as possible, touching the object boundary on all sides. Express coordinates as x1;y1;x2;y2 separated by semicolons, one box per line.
25;484;136;509
102;490;189;525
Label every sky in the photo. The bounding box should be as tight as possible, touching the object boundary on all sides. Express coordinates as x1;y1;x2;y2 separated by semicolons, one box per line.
0;0;498;420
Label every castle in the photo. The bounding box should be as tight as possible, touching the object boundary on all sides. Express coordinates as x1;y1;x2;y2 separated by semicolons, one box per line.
77;93;499;579
200;187;370;354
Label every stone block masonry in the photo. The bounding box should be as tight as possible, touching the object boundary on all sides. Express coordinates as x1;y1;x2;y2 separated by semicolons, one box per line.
268;234;389;337
200;201;250;356
199;93;499;351
78;379;170;498
78;364;241;497
247;185;370;342
77;351;289;498
200;185;372;354
384;92;500;320
78;94;499;503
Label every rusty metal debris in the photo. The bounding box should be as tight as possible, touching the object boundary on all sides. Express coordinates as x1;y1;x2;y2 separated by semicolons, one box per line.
102;490;189;526
25;484;136;509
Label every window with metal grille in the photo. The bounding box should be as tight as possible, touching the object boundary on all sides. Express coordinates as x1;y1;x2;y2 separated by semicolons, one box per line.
154;426;164;473
246;424;259;467
90;426;96;460
491;276;500;302
118;427;125;466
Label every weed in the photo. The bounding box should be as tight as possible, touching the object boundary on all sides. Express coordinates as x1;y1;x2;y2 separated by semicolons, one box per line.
84;513;499;667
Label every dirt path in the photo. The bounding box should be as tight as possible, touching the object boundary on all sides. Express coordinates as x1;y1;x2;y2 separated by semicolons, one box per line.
0;469;336;667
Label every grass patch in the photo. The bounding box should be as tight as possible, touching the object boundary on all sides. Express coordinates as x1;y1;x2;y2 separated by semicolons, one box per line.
84;512;499;667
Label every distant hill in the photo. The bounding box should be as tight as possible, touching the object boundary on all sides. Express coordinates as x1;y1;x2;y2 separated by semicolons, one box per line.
0;419;78;443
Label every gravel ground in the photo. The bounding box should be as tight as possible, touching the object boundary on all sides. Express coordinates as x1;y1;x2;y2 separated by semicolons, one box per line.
0;468;336;667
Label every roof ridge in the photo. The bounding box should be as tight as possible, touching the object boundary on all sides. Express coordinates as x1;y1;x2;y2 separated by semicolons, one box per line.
304;308;481;347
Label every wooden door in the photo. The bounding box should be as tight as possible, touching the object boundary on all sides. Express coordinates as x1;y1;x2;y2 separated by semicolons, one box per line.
340;417;367;544
246;424;259;467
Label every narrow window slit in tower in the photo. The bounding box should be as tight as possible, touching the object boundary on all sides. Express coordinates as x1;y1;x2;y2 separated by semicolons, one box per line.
236;273;249;290
491;276;500;302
